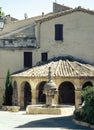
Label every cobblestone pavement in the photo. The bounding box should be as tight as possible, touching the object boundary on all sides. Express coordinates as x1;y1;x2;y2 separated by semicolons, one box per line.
0;110;92;130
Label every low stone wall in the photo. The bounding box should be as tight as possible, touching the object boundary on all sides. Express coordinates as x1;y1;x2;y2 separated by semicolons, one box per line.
73;119;94;129
26;105;74;115
2;106;20;112
26;105;62;114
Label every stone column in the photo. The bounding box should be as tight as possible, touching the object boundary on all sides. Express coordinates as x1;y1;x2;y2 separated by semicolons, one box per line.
17;86;21;106
32;89;37;105
75;89;82;110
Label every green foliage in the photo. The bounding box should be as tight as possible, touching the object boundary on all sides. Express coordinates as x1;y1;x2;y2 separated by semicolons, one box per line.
74;86;94;124
3;70;13;106
74;110;81;120
0;6;5;16
81;86;94;124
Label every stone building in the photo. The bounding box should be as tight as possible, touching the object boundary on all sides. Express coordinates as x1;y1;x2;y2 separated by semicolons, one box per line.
11;59;94;109
0;3;94;107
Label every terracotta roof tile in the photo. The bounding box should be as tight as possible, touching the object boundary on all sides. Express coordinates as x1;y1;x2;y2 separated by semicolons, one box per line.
12;60;94;78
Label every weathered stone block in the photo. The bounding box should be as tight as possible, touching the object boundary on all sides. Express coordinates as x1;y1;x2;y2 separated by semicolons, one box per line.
11;106;20;112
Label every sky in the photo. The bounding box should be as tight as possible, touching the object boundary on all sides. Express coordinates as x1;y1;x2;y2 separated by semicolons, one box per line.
0;0;94;20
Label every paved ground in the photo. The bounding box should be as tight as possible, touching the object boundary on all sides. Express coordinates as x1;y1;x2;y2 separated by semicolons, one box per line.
0;110;92;130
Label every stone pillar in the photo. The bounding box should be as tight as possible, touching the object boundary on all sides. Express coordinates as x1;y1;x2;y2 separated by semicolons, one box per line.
17;86;21;107
75;89;82;110
54;92;59;105
32;89;37;105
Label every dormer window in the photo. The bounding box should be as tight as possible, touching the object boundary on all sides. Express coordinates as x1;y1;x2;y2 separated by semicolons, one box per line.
55;24;63;41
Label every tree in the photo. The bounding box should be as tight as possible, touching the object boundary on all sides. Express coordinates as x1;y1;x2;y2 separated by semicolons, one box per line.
3;70;13;106
0;7;5;16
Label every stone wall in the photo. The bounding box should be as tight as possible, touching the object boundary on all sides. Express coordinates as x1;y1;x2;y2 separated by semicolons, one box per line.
35;11;94;65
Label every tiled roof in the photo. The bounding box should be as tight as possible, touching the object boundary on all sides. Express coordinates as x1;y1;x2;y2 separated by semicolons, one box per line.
0;15;42;38
12;60;94;78
35;6;94;23
0;6;93;37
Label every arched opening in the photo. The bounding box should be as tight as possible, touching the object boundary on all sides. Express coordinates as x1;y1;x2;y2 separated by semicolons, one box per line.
82;81;93;89
37;81;46;104
13;81;18;105
24;82;32;108
58;81;75;105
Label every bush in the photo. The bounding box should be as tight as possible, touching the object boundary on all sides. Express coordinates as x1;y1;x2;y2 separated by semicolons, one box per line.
74;86;94;125
81;86;94;124
74;110;81;120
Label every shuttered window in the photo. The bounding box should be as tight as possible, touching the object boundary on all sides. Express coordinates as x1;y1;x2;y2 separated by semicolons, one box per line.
24;52;32;68
55;24;63;40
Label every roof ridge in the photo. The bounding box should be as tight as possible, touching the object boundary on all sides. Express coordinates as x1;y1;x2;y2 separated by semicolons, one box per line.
63;60;68;76
75;61;94;71
67;60;79;75
55;60;62;76
35;6;94;23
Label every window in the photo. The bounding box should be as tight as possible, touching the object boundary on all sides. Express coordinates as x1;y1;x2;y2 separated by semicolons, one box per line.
41;53;48;62
3;39;13;45
55;24;63;40
24;52;32;68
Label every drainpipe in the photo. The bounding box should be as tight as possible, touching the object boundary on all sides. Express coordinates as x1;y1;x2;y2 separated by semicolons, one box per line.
35;21;41;48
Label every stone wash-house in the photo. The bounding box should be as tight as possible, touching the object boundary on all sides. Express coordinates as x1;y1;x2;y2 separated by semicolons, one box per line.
0;3;94;109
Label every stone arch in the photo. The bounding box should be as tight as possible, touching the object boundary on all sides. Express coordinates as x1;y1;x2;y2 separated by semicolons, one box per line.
12;81;18;105
82;81;93;102
58;81;75;105
36;81;46;104
20;81;32;108
82;81;93;89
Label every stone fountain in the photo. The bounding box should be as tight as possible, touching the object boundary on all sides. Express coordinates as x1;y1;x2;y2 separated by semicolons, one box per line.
26;67;69;114
43;67;57;107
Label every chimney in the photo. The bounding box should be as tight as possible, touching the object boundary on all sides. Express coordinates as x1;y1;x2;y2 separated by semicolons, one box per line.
4;15;11;24
42;12;44;17
24;13;28;19
53;2;71;13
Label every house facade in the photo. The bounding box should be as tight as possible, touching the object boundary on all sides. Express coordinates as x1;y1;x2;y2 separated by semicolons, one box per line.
0;16;42;104
0;3;94;107
35;7;94;65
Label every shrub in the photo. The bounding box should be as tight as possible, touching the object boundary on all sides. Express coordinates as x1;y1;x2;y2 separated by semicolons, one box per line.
74;86;94;125
81;86;94;124
74;110;81;120
3;70;13;106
